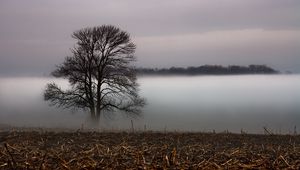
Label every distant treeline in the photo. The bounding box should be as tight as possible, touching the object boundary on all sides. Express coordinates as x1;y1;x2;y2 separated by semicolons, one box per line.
136;65;279;75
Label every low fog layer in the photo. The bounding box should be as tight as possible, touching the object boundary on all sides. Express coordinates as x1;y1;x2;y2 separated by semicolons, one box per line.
0;75;299;134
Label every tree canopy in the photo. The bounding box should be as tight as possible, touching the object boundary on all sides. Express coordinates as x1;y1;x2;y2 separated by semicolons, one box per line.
44;25;145;124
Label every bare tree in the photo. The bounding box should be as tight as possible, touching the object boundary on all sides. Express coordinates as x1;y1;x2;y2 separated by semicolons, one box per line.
44;25;145;124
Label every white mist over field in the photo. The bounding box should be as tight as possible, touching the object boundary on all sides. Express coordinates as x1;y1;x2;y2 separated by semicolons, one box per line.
0;75;299;133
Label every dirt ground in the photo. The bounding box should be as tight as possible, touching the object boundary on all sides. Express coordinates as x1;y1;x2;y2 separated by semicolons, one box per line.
0;130;299;169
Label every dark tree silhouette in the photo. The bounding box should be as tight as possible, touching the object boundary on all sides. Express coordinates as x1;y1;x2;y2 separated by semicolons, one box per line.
44;25;145;124
136;65;278;75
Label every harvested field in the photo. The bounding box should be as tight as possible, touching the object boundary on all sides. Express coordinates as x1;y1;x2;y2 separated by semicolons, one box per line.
0;131;299;169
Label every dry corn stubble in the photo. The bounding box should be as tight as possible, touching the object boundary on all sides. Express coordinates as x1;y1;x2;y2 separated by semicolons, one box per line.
0;131;299;169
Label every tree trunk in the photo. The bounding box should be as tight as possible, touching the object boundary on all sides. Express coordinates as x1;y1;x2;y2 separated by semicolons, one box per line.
89;107;99;128
96;70;102;125
90;106;95;117
96;109;101;124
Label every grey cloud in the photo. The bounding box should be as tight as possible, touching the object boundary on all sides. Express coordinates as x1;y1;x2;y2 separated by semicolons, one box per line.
0;0;299;75
1;0;299;38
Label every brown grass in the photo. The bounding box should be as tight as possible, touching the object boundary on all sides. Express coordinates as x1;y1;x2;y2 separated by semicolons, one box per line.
0;131;299;169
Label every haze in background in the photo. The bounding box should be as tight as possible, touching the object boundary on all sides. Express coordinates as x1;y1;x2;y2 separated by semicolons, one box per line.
0;75;299;134
0;0;300;76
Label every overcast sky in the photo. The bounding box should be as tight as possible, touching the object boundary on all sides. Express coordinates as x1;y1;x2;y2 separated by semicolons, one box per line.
0;0;299;76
